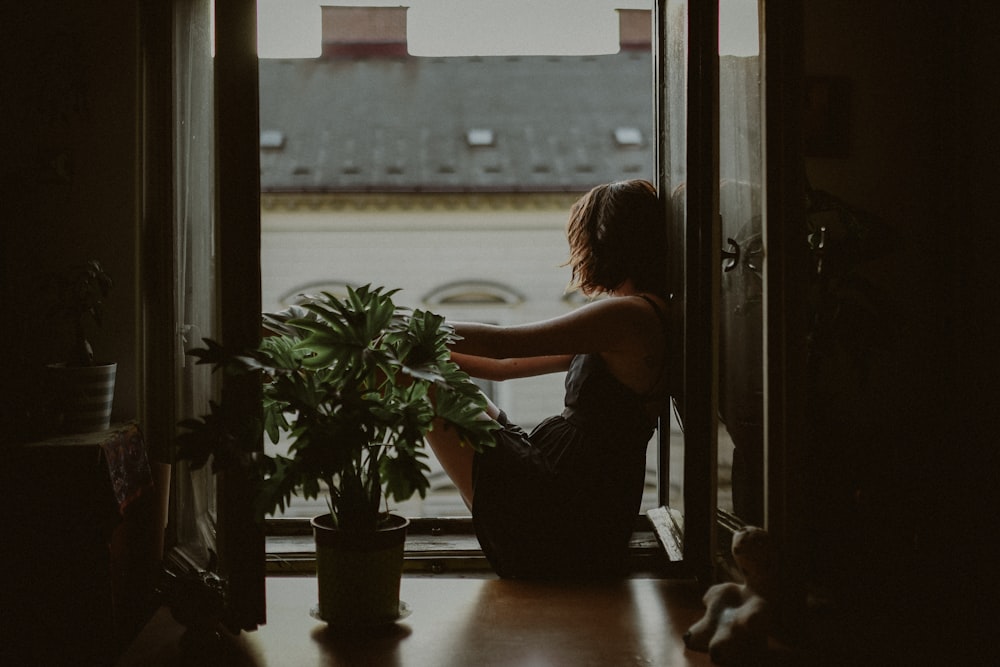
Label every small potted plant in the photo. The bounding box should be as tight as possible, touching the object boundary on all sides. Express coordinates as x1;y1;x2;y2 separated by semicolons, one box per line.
177;285;496;626
46;259;117;433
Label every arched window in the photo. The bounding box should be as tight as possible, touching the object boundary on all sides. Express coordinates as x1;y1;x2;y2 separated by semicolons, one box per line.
422;280;524;307
422;280;525;411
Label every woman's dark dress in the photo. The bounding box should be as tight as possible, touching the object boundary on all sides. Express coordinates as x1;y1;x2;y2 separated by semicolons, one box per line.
472;336;665;578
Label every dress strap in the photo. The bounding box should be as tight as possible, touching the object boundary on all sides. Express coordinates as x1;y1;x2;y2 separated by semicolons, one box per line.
637;294;671;336
635;294;671;402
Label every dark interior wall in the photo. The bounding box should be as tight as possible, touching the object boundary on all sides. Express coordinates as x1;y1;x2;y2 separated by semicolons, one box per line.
799;3;951;595
938;3;997;640
803;2;996;451
803;0;954;465
1;1;139;435
947;4;998;484
801;0;995;651
1;5;147;661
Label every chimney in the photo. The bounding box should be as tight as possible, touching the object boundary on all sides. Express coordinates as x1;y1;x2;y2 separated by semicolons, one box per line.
618;9;651;51
321;6;409;58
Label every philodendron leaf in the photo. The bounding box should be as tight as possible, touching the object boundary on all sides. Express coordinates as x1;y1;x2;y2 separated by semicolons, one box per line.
433;388;498;453
175;418;218;470
262;303;314;337
262;396;289;445
400;364;447;384
381;448;432;503
256;335;304;372
255;454;302;522
187;338;234;370
176;399;263;472
296;344;341;370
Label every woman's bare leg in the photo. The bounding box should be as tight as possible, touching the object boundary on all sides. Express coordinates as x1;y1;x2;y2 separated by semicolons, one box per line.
425;419;476;510
425;395;501;511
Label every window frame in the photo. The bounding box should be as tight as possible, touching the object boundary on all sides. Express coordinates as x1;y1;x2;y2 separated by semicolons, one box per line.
252;1;716;580
151;0;809;596
140;0;266;630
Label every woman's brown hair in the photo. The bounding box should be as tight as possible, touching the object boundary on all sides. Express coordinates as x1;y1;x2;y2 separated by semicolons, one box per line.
565;179;669;296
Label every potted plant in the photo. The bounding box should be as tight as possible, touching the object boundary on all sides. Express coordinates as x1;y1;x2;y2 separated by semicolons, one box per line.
45;259;117;433
176;285;496;626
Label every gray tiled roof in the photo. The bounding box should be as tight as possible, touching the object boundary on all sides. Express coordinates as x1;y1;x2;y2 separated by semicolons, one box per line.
258;52;654;193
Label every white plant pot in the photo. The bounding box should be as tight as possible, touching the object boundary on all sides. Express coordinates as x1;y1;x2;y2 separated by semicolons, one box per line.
48;362;117;433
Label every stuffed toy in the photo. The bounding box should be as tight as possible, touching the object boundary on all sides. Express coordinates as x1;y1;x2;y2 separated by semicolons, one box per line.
684;526;773;665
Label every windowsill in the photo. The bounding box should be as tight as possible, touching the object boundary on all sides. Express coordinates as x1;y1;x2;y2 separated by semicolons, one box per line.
264;513;679;576
267;531;490;574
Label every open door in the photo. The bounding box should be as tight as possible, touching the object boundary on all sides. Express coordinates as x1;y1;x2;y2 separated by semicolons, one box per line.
140;0;265;631
718;0;765;527
652;0;719;581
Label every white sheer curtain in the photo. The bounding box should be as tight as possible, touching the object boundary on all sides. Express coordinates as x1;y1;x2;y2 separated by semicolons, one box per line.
172;0;218;564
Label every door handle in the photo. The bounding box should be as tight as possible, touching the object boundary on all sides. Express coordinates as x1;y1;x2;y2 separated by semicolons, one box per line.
722;237;740;272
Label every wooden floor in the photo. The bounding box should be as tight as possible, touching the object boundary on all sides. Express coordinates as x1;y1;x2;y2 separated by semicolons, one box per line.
118;575;725;666
118;573;969;666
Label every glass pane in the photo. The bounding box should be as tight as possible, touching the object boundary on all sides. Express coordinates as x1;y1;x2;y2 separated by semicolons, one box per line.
257;2;660;520
661;0;689;515
718;0;764;524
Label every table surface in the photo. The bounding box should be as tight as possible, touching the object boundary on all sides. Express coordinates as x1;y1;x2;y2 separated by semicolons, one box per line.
118;575;718;666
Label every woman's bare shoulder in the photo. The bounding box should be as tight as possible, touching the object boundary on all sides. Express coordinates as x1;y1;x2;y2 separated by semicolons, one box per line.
573;294;656;317
582;293;670;326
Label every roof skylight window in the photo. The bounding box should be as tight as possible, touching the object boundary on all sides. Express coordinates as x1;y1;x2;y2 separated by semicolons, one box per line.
466;128;496;147
260;129;286;149
613;126;643;147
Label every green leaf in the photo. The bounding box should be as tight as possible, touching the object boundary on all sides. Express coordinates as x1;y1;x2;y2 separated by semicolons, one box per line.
381;449;432;503
254;454;301;522
433;388;498;453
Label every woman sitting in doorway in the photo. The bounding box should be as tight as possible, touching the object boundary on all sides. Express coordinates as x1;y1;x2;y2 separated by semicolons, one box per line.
427;179;677;579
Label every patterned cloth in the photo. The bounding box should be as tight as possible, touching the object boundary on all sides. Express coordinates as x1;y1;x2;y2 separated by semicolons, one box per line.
100;422;153;514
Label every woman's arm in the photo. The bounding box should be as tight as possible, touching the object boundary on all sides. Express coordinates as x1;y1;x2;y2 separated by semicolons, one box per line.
451;352;573;381
449;297;652;360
